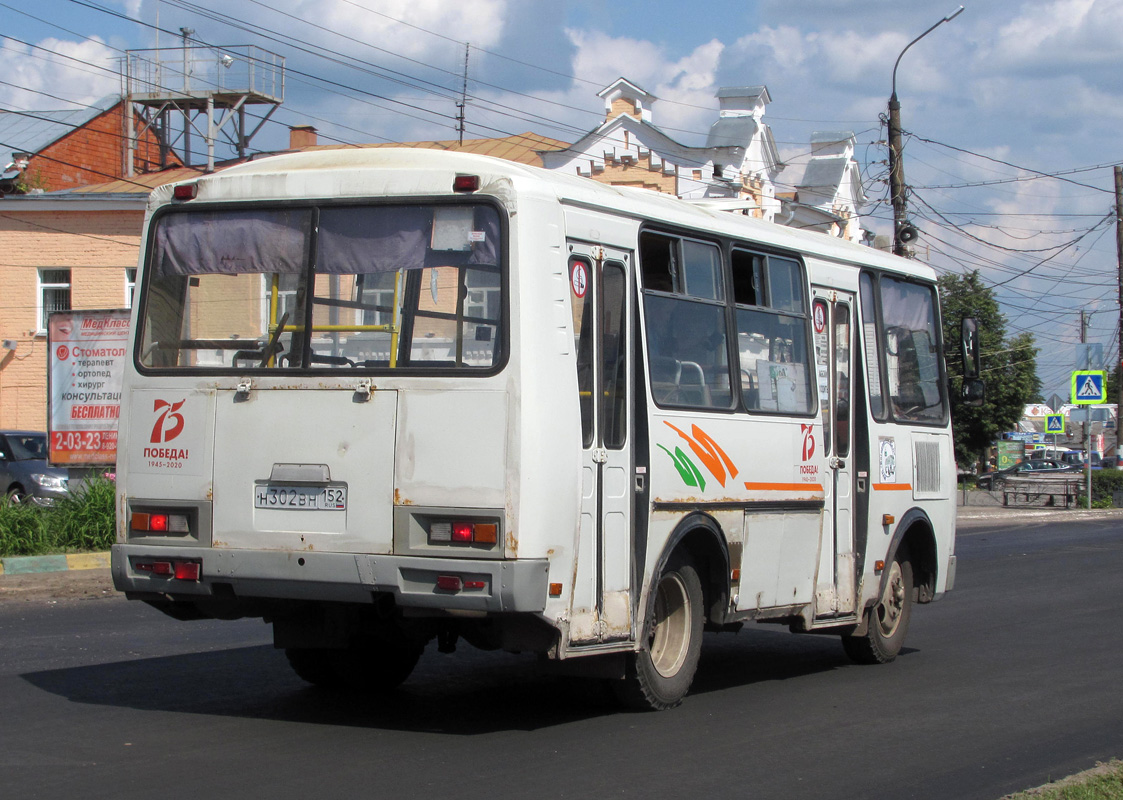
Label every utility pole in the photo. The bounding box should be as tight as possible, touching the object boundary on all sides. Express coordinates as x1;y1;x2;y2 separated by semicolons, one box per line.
1115;165;1123;466
456;43;469;146
1081;310;1092;507
887;6;963;257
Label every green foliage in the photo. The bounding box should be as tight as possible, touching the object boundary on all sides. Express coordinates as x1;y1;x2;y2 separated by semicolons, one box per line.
939;270;1042;468
0;477;117;557
0;501;53;556
1077;469;1123;508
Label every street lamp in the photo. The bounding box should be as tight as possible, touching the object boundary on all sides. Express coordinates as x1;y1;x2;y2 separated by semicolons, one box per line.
887;5;964;257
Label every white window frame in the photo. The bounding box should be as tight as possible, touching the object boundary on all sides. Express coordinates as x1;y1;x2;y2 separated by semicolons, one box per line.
125;268;137;308
37;268;72;334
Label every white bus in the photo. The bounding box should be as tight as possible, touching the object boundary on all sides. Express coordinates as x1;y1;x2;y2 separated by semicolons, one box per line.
112;148;958;709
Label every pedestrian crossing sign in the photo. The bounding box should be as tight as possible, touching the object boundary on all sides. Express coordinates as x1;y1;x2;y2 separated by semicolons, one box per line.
1046;414;1064;434
1071;370;1106;405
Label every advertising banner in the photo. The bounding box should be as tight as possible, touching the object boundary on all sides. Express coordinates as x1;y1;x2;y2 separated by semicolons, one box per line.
48;309;129;466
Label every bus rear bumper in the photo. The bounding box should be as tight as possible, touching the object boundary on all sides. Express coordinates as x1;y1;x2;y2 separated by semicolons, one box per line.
111;544;549;614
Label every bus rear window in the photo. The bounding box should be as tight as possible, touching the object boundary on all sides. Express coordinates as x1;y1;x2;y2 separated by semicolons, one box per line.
138;203;503;372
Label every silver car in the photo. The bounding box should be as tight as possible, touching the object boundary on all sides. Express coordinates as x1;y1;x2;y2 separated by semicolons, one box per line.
0;430;70;505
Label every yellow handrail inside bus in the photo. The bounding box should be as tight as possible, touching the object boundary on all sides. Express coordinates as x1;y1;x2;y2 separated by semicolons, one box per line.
265;269;406;367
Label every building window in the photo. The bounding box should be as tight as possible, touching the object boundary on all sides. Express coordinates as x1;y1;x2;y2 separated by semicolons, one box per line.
38;269;71;332
125;268;137;308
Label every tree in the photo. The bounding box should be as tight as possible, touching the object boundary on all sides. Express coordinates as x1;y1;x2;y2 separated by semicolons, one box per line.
939;271;1041;469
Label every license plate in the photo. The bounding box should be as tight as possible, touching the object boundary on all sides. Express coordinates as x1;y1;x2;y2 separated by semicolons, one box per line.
254;484;347;510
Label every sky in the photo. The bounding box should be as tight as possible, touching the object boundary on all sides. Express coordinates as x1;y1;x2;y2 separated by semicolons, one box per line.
3;0;1123;404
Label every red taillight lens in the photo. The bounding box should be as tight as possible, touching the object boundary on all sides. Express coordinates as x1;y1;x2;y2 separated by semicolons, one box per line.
173;183;198;200
151;561;173;576
436;575;462;591
131;511;189;533
451;522;473;542
452;174;479;192
174;561;201;581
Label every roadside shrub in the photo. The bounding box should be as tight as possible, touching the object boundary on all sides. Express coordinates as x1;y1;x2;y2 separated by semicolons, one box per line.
1076;469;1123;508
0;499;53;556
53;476;117;552
0;477;117;557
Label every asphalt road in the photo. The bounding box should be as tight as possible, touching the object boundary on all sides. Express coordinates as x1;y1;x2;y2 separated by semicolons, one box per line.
1;513;1121;800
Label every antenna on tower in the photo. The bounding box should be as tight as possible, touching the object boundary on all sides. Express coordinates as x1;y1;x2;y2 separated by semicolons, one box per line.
456;43;470;145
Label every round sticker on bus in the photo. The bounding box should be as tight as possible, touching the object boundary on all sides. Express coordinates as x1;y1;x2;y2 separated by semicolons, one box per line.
813;302;826;334
571;261;588;298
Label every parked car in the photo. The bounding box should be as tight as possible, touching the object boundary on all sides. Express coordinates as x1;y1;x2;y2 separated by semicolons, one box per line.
0;431;70;506
976;458;1077;490
1059;450;1101;469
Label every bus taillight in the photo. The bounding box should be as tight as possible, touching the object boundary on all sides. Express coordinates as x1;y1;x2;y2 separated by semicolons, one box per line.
429;520;498;545
452;174;480;192
131;512;189;533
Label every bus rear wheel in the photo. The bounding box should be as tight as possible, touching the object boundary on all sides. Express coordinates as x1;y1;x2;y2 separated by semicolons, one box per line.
616;553;703;711
842;554;913;664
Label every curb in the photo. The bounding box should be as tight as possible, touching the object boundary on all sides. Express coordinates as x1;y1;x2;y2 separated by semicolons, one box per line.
0;551;110;577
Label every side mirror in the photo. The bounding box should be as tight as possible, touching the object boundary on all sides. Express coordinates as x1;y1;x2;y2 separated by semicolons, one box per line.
961;317;981;379
961;378;985;407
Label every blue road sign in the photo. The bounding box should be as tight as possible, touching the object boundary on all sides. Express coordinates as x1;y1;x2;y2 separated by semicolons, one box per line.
1046;414;1064;434
1072;370;1106;405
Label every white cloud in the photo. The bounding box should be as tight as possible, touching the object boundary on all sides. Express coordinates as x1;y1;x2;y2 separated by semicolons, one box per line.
299;0;510;61
564;29;724;138
0;37;119;110
988;0;1123;72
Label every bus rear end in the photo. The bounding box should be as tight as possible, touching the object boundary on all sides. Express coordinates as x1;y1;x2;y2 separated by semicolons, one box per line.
112;155;554;689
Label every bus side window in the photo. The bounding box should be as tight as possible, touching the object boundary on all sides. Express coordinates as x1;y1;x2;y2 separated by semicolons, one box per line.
641;231;732;410
734;252;813;415
639;232;676;293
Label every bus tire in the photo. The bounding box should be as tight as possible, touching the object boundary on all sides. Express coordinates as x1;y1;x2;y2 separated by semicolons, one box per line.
842;554;913;664
617;553;704;711
285;647;342;688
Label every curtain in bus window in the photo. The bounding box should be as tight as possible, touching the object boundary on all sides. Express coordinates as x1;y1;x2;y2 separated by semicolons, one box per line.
879;276;945;423
317;206;429;274
645;294;732;409
154;209;311;276
736;307;813;414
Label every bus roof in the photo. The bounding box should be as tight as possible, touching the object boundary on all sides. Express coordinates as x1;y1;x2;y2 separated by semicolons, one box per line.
152;147;935;283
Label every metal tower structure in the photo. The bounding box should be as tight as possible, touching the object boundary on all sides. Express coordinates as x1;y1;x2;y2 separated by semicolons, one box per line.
124;38;285;175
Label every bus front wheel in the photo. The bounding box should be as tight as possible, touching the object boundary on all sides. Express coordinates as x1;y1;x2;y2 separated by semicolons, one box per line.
616;553;704;711
842;554;913;664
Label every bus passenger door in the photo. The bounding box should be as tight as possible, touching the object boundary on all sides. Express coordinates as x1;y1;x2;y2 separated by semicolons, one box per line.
568;245;634;645
813;291;857;617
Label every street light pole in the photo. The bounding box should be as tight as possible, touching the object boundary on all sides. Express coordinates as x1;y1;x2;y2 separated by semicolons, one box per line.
888;6;964;257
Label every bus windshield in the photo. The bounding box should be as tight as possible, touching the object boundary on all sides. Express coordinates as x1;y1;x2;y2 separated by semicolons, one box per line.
137;202;503;372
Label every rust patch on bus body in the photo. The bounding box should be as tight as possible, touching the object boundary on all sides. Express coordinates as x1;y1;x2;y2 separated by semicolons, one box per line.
394;489;413;506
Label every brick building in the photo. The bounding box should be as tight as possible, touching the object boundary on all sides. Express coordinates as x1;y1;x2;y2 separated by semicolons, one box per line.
0;96;177;195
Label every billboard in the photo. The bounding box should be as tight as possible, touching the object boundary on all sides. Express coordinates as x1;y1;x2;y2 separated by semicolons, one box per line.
48;309;129;466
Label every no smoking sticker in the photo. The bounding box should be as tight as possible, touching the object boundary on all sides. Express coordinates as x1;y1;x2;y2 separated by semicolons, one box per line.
571;261;588;298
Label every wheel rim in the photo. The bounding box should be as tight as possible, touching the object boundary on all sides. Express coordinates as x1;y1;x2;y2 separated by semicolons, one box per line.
649;572;692;678
875;560;906;638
